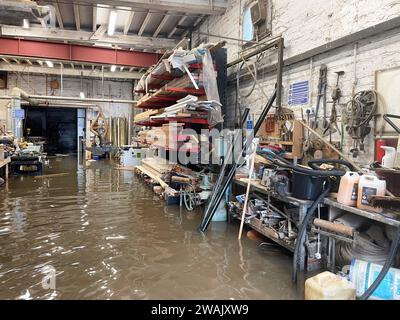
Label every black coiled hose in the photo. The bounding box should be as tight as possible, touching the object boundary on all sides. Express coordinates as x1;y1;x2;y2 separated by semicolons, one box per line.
260;151;350;177
360;226;400;300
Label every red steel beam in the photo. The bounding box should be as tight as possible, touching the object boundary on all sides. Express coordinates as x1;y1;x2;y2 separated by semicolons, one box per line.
0;37;160;68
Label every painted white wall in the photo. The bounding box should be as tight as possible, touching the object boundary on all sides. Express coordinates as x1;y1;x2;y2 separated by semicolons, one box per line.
197;0;400;165
0;73;134;124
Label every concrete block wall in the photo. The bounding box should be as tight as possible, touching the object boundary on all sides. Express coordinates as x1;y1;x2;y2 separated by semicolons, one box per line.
0;73;134;125
197;0;400;166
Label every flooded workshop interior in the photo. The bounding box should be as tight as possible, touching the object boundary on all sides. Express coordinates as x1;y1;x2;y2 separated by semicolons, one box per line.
1;0;400;303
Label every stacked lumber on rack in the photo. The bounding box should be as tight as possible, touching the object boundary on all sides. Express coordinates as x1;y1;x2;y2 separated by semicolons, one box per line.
134;109;164;123
135;157;178;196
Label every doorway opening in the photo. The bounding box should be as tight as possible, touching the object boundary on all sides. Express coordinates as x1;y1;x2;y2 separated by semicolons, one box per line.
23;106;78;155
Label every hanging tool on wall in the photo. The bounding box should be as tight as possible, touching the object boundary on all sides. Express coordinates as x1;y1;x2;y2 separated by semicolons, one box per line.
323;71;345;141
342;90;377;157
313;64;328;133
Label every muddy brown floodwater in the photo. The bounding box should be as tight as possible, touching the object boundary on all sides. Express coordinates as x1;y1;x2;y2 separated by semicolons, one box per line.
0;156;299;300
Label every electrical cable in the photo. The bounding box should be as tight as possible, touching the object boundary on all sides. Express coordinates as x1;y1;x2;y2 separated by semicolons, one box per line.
237;61;256;98
260;150;349;177
183;184;200;211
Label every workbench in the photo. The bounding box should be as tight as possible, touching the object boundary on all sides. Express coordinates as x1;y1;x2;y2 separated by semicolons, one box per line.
233;178;314;271
323;197;400;272
0;157;10;181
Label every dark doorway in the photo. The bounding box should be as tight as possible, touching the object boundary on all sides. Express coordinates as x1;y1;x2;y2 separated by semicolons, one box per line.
23;106;78;155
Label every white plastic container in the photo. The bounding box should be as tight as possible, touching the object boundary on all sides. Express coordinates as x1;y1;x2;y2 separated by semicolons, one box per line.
337;172;360;207
121;147;143;167
350;259;400;300
305;271;356;300
357;175;386;213
212;199;227;222
381;146;396;168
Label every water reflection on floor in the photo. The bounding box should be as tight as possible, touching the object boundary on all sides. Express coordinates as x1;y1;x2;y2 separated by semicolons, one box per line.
0;156;298;299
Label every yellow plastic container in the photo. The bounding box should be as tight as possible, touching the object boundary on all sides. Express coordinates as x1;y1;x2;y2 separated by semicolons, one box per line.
337;172;360;207
357;175;386;213
305;271;356;300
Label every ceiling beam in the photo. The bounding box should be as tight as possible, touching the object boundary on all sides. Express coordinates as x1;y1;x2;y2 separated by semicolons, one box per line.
54;2;64;29
0;62;143;80
138;12;152;36
62;0;228;15
168;14;188;38
1;57;10;64
25;59;33;65
92;5;97;32
123;11;135;35
153;12;169;37
0;37;160;68
73;4;81;31
1;26;178;51
13;58;21;65
182;14;204;38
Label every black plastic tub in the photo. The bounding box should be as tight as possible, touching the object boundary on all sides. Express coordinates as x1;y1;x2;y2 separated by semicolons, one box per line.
291;171;327;200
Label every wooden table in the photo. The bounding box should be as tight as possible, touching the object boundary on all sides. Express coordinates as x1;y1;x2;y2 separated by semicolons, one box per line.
0;157;10;180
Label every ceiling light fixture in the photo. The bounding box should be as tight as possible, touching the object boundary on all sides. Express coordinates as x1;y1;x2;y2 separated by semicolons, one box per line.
45;60;54;68
22;19;30;29
107;10;118;36
110;65;116;72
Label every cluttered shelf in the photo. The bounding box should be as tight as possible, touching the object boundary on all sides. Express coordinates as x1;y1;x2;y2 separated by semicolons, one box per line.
324;197;400;227
135;75;207;110
0;157;10;169
233;178;313;207
237;215;295;252
134;116;210;127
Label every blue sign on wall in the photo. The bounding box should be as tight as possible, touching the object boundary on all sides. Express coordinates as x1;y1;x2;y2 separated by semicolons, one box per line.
288;80;309;105
12;109;25;119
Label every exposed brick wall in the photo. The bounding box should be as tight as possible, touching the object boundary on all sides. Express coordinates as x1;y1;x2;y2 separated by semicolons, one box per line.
197;0;400;166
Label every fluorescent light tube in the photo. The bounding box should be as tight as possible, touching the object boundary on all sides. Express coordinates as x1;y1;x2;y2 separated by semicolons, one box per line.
110;65;116;72
108;10;117;36
45;60;54;68
80;92;85;99
22;19;30;29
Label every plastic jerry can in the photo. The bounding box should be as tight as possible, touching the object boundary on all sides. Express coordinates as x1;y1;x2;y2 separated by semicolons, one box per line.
305;271;356;300
337;172;360;207
357;175;386;213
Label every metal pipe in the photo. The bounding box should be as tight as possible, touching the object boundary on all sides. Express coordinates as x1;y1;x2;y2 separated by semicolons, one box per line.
199;88;277;232
276;38;284;113
61;63;63;95
10;87;36;105
203;107;250;221
21;94;136;104
227;37;282;67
